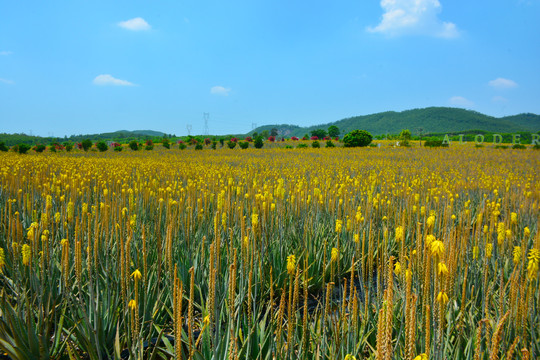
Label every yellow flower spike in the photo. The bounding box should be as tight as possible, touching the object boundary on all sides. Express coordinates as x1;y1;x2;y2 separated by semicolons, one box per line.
394;261;402;275
331;247;339;263
286;254;296;276
251;213;258;228
0;248;5;273
511;212;517;225
524;227;530;238
353;234;360;243
131;269;142;281
413;354;428;360
335;219;342;233
22;244;31;266
436;291;449;305
472;246;479;260
430;240;444;258
395;226;404;242
513;246;521;265
344;355;357;360
486;243;493;259
437;262;449;277
426;215;435;229
128;299;137;310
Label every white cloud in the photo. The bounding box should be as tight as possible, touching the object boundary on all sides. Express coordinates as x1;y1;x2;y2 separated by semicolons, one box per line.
0;78;15;85
492;96;508;103
0;51;13;56
210;86;231;96
368;0;459;38
449;96;474;107
488;78;518;90
93;74;135;86
118;17;151;31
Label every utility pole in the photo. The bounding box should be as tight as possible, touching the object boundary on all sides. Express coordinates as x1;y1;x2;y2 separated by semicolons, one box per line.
186;125;192;136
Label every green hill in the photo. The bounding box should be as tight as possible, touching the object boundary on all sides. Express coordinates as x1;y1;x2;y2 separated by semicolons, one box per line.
250;107;540;137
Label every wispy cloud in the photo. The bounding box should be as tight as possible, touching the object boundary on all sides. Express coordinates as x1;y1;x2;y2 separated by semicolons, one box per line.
449;96;474;107
0;51;13;56
368;0;459;38
210;86;231;96
118;17;151;31
488;78;517;90
0;78;15;85
93;74;135;86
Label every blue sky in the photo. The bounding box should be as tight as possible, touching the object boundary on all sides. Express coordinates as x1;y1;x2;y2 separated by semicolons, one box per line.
1;0;539;137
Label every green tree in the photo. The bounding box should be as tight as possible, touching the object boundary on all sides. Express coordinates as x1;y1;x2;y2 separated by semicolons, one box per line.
239;141;249;149
254;136;264;149
17;143;31;154
310;129;327;139
35;144;46;153
129;140;139;151
270;128;278;137
96;141;108;152
227;140;237;149
343;130;372;147
81;139;93;151
399;129;412;147
0;142;8;152
328;125;340;138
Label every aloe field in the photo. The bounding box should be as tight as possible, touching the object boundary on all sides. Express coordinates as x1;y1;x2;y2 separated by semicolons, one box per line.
0;145;539;359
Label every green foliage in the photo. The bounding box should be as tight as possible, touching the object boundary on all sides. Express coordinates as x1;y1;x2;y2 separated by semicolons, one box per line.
96;141;108;152
285;145;293;149
343;130;372;147
17;143;31;154
512;144;526;149
35;144;46;153
325;140;335;148
328;125;340;138
64;142;73;152
211;141;217;150
399;129;411;146
227;140;237;149
129;140;139;151
0;142;8;151
310;129;327;139
114;145;123;152
81;139;93;151
254;136;264;149
179;143;187;150
239;141;249;149
311;140;320;148
162;137;170;149
195;143;203;150
270;128;278;137
297;143;308;148
423;138;448;148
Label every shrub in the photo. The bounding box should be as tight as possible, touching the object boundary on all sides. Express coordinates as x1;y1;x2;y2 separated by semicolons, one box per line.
494;145;508;149
195;144;203;150
297;143;308;149
343;130;373;147
285;145;293;149
512;144;526;149
227;141;237;149
325;140;335;148
230;137;239;143
311;141;320;148
423;138;448;148
64;142;73;152
310;136;319;141
245;136;253;142
17;143;31;154
81;139;93;151
49;145;57;152
35;144;46;153
254;136;264;149
211;141;217;150
239;141;249;149
179;143;187;150
291;136;299;141
114;145;123;152
533;144;540;150
0;142;8;152
162;138;171;149
204;138;212;145
96;141;108;152
268;136;275;142
129;140;139;151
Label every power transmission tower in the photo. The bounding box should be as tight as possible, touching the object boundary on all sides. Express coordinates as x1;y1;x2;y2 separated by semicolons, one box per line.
203;113;209;136
186;125;192;136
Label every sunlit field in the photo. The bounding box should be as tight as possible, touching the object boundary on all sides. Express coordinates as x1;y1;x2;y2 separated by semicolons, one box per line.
0;146;538;359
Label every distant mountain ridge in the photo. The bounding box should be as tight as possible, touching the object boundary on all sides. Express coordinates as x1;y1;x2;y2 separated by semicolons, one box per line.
250;107;540;137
